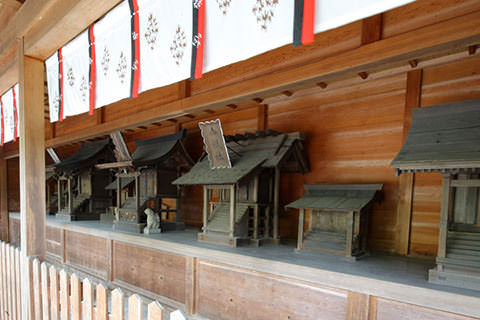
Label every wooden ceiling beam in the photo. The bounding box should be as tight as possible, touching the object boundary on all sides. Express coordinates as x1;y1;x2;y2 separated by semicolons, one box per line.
44;10;480;148
0;0;22;10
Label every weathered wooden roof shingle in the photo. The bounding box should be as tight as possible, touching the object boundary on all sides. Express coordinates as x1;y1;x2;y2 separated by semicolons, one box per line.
286;184;382;212
391;99;480;173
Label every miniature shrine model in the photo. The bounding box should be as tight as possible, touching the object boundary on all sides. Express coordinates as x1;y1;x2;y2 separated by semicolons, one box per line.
287;184;382;259
45;171;58;215
174;122;309;247
97;130;193;233
392;99;480;291
54;139;115;221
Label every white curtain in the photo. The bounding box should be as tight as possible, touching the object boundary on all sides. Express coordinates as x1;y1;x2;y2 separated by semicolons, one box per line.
62;30;91;117
203;0;294;73
94;1;132;109
46;53;60;123
2;88;15;143
138;0;193;93
314;0;415;33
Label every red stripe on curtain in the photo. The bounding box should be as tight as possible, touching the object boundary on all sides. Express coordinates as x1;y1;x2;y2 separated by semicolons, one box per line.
58;48;64;121
89;24;96;115
12;86;17;141
301;0;315;45
194;1;205;80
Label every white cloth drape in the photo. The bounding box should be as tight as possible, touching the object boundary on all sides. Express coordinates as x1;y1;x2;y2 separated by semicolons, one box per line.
94;1;132;109
2;87;15;143
203;0;294;73
46;54;60;123
62;30;91;117
138;0;193;93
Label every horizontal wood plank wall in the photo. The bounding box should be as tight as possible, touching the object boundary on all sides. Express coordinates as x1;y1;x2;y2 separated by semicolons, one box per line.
65;230;108;279
113;241;187;304
45;226;63;263
30;220;480;320
197;260;348;320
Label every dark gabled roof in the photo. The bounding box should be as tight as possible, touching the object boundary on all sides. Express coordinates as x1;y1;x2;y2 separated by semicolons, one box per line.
104;177;135;190
286;184;383;212
55;139;113;174
173;130;309;185
391;99;480;174
46;171;56;181
132;129;191;167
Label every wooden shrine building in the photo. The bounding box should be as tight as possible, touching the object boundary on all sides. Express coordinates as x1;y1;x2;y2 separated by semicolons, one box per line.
1;0;480;319
287;184;382;259
54;139;115;221
174;129;308;246
97;129;193;233
391;99;480;290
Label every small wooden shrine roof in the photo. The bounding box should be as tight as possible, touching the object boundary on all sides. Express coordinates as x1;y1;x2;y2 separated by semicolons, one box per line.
391;99;480;174
45;171;55;181
132;129;191;167
104;177;135;190
173;130;309;186
286;184;383;212
55;139;113;174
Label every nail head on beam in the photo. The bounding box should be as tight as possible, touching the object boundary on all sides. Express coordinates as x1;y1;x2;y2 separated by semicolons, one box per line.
152;122;162;127
468;45;477;55
253;98;263;104
282;90;293;97
226;104;238;109
167;119;178;123
316;82;327;89
184;114;195;119
358;72;368;80
408;59;418;68
204;109;215;114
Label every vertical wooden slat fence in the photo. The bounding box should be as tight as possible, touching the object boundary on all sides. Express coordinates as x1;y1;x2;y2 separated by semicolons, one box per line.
0;241;187;320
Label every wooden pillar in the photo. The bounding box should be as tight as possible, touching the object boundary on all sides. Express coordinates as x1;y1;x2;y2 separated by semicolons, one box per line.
0;159;8;242
229;185;236;238
135;175;139;218
67;177;73;214
116;176;121;207
297;208;305;250
57;179;61;212
273;167;280;240
438;174;453;261
202;186;208;233
18;37;46;320
396;68;423;255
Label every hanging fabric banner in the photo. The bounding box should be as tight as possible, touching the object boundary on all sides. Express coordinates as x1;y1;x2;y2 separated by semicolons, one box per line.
203;0;294;73
314;0;414;33
128;0;140;98
88;24;96;115
94;1;132;109
190;0;205;80
46;52;61;123
1;88;16;144
12;84;18;140
293;0;315;46
62;30;91;118
138;0;193;93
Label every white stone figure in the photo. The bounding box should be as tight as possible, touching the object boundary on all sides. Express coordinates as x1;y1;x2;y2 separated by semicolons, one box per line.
144;208;161;234
114;207;120;221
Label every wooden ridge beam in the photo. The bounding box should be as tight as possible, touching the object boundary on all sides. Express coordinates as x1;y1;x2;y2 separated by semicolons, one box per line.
43;9;480;148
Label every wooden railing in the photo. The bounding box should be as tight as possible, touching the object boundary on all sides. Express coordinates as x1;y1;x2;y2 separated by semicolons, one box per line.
0;241;187;320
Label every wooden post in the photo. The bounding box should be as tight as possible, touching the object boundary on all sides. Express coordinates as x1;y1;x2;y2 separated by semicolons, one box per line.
116;176;121;207
253;176;259;239
396;68;423;255
297;208;305;250
229;185;236;238
68;177;73;214
57;179;61;212
18;37;46;320
273;167;280;240
438;174;453;262
135;174;139;216
202;187;208;233
345;211;355;258
0;159;8;242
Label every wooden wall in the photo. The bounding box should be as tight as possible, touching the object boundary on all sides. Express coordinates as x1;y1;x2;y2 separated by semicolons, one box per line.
2;0;480;256
10;218;472;320
6;158;19;213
